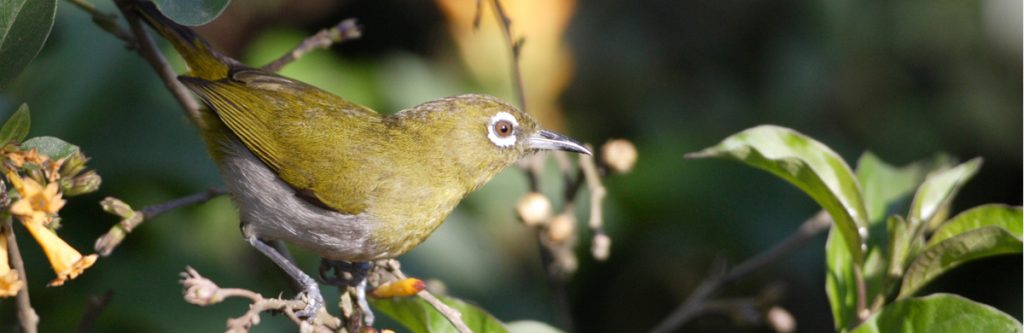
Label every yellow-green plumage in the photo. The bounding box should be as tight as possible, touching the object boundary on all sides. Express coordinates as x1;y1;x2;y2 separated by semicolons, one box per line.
130;1;588;261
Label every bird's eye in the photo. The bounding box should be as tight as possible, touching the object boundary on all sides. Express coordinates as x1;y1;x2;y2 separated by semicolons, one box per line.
487;112;519;148
493;120;513;138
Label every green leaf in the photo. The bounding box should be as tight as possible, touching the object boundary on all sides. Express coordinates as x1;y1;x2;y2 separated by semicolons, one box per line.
506;321;565;333
21;136;79;160
852;293;1022;333
825;226;858;331
909;159;982;231
0;0;57;88
371;295;509;333
0;103;30;144
153;0;231;26
898;227;1022;298
855;152;940;224
688;125;868;263
928;204;1023;247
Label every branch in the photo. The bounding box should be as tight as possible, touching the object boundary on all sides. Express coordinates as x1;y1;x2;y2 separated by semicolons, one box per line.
95;188;227;256
487;0;528;112
112;0;204;126
180;266;341;333
649;211;832;333
578;147;610;260
262;19;362;72
66;0;134;43
75;289;114;333
4;216;38;333
378;260;473;333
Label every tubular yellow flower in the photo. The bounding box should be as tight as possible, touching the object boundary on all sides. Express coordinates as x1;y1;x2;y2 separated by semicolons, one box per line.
19;220;97;286
0;230;24;297
8;171;65;226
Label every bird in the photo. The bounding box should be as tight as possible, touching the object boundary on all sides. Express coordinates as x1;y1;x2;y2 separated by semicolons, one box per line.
122;0;591;319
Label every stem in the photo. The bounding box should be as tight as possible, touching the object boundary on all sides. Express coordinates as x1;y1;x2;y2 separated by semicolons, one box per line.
488;0;528;112
649;211;832;333
139;188;227;220
5;216;39;333
114;0;204;127
262;19;361;72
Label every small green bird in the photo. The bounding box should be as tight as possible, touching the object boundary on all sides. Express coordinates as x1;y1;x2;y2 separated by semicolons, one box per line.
125;1;590;318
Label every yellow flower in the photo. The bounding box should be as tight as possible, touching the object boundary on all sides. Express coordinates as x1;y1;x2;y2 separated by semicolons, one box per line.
5;171;94;286
8;172;65;226
19;220;97;286
0;229;24;297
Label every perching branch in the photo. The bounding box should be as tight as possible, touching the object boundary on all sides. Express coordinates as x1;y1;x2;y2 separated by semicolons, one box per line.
4;216;39;333
95;188;227;256
262;19;362;72
578;147;611;260
376;259;473;333
649;211;832;333
180;266;342;333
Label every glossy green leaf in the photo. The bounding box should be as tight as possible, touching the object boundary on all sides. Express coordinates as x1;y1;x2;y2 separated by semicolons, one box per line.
0;103;30;144
371;294;508;333
153;0;231;26
0;0;57;88
855;152;940;224
688;125;869;263
21;136;79;160
928;204;1023;247
506;321;565;333
852;293;1022;333
825;226;858;331
899;227;1022;298
909;159;982;230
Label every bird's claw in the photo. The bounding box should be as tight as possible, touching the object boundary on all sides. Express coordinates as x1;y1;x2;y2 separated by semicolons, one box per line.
295;283;324;320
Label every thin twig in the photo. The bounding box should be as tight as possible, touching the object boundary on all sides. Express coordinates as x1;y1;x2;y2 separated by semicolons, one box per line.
113;0;204;126
578;147;610;260
66;0;134;43
5;216;39;333
384;260;473;333
75;289;114;333
140;187;228;219
95;188;227;256
487;0;528;112
262;19;362;72
649;211;832;333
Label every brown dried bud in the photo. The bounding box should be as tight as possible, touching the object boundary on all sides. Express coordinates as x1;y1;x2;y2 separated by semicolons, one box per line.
546;213;576;243
601;139;637;174
516;192;552;227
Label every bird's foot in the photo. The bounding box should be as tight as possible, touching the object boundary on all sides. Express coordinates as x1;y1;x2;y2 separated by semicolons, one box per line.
319;259;374;326
295;281;324;319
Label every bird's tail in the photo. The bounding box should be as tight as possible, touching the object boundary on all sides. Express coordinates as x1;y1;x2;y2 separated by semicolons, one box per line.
122;0;232;81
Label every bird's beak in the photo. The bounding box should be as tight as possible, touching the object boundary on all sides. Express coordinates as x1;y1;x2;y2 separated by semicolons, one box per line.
526;130;592;155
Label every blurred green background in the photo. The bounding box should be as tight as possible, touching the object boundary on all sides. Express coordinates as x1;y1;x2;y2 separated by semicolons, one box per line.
1;0;1020;332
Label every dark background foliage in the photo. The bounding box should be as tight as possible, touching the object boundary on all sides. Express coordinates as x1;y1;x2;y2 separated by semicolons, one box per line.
1;0;1020;331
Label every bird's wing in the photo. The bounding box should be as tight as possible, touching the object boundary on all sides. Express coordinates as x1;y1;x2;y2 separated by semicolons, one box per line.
180;68;381;214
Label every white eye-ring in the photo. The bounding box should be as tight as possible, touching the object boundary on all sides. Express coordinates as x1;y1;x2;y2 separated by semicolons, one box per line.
487;112;518;148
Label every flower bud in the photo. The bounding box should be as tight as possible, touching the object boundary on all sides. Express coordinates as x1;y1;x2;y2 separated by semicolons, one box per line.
516;192;552;227
100;197;135;219
61;170;101;196
591;233;611;261
601;139;637;174
767;306;796;333
60;151;89;178
546;213;576;243
371;278;425;298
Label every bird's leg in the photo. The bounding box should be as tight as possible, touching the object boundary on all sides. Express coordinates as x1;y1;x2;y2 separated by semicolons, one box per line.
245;236;323;319
319;259;374;326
